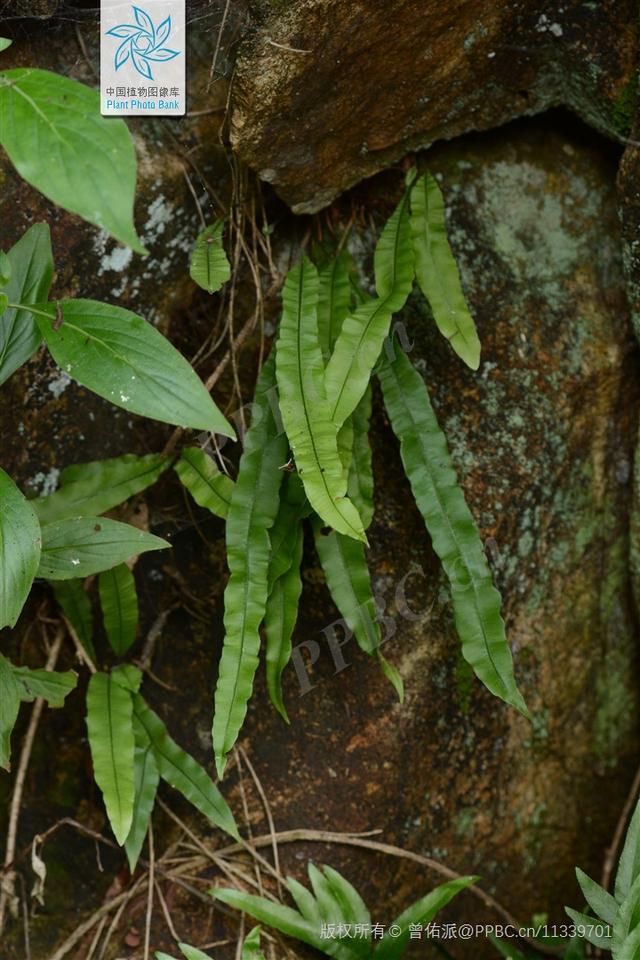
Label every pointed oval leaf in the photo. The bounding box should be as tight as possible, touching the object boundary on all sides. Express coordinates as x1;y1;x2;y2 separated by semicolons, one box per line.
124;732;160;872
179;946;215;960
575;867;617;926
0;653;21;771
132;694;239;840
86;672;136;845
0;467;41;628
322;865;371;949
0;69;145;251
99;563;139;656
38;516;168;581
324;193;414;429
190;222;231;294
564;908;611;949
211;889;330;958
276;257;365;543
286;876;322;924
213;355;288;777
175;447;234;520
32;300;235;436
0;223;53;384
410;173;480;370
34;452;168;524
348;385;374;529
52;579;96;660
378;348;528;717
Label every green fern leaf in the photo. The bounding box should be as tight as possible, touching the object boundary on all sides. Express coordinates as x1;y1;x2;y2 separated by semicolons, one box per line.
190;221;231;294
0;653;21;770
410;173;480;370
276;257;365;543
86;672;136;845
99;563;139;656
213;355;288;777
124;729;159;872
378;347;528;717
317;250;350;361
265;520;304;723
133;693;239;840
175;447;234;520
348;385;374;529
324;193;414;429
52;580;96;661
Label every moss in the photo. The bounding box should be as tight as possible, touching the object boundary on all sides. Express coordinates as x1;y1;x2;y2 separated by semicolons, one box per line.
611;72;638;139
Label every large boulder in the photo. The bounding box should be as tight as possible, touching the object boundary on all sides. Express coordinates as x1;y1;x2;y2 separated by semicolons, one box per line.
231;0;638;211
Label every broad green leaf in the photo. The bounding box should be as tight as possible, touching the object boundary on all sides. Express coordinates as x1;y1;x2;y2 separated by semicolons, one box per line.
264;520;303;723
52;580;96;661
124;731;159;871
564;908;612;948
312;521;379;656
212;889;356;960
575;867;617;925
32;300;235;436
34;453;168;524
0;251;10;285
374;876;476;960
378;348;528;717
276;257;365;543
317;250;350;361
175;447;234;520
0;467;41;628
0;39;12;53
242;926;265;960
12;665;77;706
267;475;308;588
0;69;144;251
617;799;640;903
86;672;135;845
410;173;480;369
99;564;139;656
324;192;414;429
0;223;53;384
213;355;288;777
38;516;168;580
190;221;230;294
132;694;239;840
348;385;374;529
0;653;21;770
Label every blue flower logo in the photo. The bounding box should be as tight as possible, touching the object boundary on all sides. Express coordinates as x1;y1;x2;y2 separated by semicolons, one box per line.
106;6;180;81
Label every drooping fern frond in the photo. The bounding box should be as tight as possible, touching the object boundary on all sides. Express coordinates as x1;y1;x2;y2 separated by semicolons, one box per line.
324;190;414;429
213;354;288;777
377;345;528;717
275;257;366;543
410;172;481;370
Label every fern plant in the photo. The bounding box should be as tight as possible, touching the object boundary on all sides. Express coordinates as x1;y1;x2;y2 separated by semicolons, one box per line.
212;861;475;959
209;168;529;776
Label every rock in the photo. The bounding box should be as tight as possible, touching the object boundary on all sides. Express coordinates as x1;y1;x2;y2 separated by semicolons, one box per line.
231;0;638;212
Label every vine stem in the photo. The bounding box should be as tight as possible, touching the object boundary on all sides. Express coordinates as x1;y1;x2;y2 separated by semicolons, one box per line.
0;626;64;936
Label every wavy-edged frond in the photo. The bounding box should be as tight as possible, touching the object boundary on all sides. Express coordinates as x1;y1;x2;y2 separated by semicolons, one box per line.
213;355;288;777
276;257;365;543
378;347;528;717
